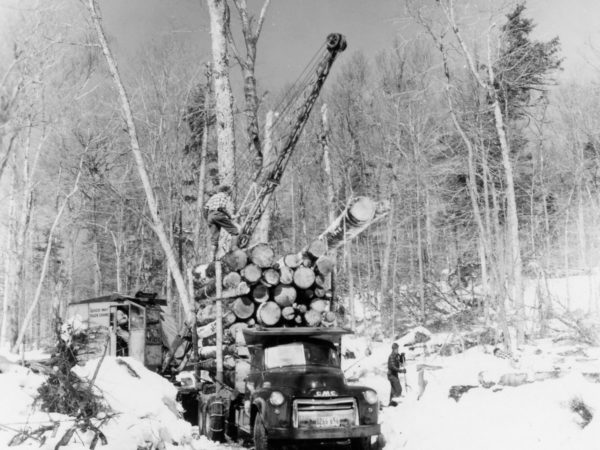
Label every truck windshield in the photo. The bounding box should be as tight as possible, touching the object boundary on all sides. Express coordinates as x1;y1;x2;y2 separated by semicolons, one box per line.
264;342;339;369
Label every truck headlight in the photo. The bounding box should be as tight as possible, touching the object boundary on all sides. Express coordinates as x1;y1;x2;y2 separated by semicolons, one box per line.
269;391;285;406
362;390;378;405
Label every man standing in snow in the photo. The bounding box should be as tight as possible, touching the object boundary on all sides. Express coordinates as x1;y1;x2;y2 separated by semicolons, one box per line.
204;185;240;260
387;343;405;405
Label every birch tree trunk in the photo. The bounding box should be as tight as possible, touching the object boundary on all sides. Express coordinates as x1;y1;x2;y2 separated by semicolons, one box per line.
13;162;83;351
433;1;525;345
86;0;194;324
194;66;212;256
207;0;236;188
230;0;271;172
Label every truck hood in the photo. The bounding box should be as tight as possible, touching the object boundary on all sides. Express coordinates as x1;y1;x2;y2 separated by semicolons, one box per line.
262;366;347;395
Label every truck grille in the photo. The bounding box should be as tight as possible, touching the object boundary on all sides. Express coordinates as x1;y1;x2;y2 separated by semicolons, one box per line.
292;397;358;428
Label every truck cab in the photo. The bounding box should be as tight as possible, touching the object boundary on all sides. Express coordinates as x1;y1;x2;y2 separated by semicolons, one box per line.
199;327;381;450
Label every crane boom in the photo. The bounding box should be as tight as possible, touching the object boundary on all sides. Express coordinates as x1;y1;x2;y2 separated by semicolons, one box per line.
236;33;347;249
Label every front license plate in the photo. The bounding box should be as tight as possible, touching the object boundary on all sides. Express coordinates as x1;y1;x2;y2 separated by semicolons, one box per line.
315;416;340;428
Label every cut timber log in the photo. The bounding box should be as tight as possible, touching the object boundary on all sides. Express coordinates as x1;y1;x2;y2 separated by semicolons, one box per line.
241;263;262;284
195;280;250;301
306;239;327;259
197;311;236;339
194;249;248;280
199;345;236;359
278;265;294;285
249;243;274;268
301;256;313;268
262;268;280;286
315;255;335;276
310;298;329;313
318;196;390;250
223;272;242;289
252;284;270;303
314;274;331;289
293;266;316;289
256;301;281;326
284;253;302;268
273;284;297;307
228;322;249;342
282;306;295;321
304;309;321;327
294;303;308;314
232;296;255;320
322;311;336;327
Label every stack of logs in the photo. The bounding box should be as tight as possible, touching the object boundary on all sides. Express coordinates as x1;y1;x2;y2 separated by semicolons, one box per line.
193;239;336;345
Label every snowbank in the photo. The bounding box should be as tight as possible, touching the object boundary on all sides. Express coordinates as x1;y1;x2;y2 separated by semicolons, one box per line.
0;356;195;450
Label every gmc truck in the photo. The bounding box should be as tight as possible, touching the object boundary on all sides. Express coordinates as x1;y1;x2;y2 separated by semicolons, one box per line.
195;327;382;450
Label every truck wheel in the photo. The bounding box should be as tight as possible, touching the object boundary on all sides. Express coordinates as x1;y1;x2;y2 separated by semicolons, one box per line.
253;413;273;450
205;398;225;442
351;437;373;450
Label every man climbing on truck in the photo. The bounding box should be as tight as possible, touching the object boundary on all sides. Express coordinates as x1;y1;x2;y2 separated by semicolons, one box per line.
204;184;240;260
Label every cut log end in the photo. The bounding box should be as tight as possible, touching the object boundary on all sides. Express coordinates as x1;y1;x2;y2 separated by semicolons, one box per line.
257;301;281;327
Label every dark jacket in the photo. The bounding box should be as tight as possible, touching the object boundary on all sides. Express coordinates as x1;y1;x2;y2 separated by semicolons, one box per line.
387;352;401;376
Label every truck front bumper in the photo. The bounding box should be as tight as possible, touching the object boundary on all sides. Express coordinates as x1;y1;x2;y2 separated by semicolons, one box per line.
268;423;381;440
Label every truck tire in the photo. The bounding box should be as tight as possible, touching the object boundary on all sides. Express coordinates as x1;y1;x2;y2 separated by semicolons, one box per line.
351;437;373;450
253;413;274;450
205;397;225;442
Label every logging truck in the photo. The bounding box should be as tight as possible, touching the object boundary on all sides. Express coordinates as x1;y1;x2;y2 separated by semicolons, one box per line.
67;31;387;449
190;327;382;450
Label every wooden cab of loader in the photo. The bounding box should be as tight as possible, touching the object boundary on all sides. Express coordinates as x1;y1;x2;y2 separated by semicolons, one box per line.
66;292;168;371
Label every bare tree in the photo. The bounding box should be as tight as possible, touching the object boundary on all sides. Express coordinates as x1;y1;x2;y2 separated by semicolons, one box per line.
206;0;236;188
85;0;194;323
13;157;84;351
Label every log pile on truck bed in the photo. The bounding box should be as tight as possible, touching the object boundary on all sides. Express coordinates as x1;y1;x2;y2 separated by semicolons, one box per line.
191;196;390;343
193;241;336;336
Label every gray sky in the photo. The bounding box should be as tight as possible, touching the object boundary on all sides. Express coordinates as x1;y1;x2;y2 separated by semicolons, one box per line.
99;0;600;88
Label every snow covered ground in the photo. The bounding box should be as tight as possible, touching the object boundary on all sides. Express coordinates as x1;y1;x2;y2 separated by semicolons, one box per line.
1;332;598;450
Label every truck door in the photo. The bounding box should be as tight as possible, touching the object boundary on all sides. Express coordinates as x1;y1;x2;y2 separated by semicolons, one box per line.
128;303;146;363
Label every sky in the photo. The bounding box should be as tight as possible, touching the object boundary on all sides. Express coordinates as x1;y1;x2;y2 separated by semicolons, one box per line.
98;0;600;90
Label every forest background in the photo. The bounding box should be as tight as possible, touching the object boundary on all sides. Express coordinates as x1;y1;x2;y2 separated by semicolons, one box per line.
1;0;599;352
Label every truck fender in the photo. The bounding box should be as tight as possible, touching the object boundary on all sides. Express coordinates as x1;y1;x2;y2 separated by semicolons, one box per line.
250;397;267;429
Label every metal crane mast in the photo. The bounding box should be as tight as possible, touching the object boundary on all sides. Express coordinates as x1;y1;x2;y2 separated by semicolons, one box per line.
236;33;347;248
